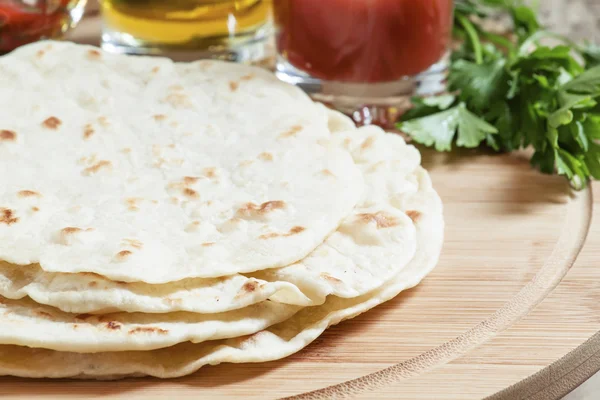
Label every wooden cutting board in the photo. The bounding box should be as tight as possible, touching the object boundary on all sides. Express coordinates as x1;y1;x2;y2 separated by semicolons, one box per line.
2;15;600;400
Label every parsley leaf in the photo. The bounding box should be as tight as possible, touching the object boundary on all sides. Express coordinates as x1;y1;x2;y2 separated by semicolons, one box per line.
399;103;498;151
398;0;600;188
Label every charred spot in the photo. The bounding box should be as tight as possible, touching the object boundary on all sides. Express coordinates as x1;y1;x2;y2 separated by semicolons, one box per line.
259;226;305;240
42;117;62;130
0;208;18;225
153;114;167;121
405;210;422;223
83;124;95;139
279;125;303;139
183;188;199;199
184;176;200;184
35;311;53;319
236;200;286;219
61;227;83;235
0;130;16;141
229;81;239;91
106;321;122;330
240;74;255;81
83;160;112;176
203;167;217;178
116;250;133;260
202;242;215;247
75;313;93;320
87;49;101;59
122;238;143;249
128;327;168;335
31;206;40;212
357;212;399;229
288;226;305;235
258;152;273;161
18;190;40;197
151;66;160;73
88;281;98;288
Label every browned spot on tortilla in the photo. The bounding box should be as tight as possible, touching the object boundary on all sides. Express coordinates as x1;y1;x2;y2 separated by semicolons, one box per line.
170;197;179;204
183;188;199;199
153;114;167;121
258;152;273;161
128;327;168;335
259;226;305;240
239;160;254;167
83;160;112;176
35;311;53;319
321;169;335;177
88;281;98;288
61;227;83;235
202;242;215;247
0;130;16;141
18;190;40;198
203;167;216;178
184;176;199;184
166;298;182;306
87;49;101;59
279;125;303;138
31;206;39;212
164;93;192;108
75;313;93;320
169;84;184;91
80;272;104;279
167;143;175;149
236;200;286;219
170;121;179;128
320;273;343;284
235;280;259;298
0;208;18;225
122;238;143;249
229;81;239;91
83;124;95;139
121;148;132;154
289;226;305;235
405;210;422;223
42;117;61;130
73;324;78;329
357;212;399;229
106;321;122;330
240;74;255;81
97;116;109;127
361;136;376;150
125;197;141;211
36;49;46;58
116;250;132;260
152;66;160;73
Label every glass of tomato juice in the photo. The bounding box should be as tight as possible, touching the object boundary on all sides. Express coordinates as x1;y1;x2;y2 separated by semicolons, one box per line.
273;0;454;126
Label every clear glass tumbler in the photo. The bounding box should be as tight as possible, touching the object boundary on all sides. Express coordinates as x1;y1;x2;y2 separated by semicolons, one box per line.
0;0;87;54
273;0;454;127
100;0;273;63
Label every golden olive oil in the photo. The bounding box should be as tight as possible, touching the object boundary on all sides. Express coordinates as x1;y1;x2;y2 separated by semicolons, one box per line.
101;0;271;49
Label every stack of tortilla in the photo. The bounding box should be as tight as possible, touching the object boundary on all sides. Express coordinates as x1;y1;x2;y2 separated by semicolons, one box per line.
0;41;443;379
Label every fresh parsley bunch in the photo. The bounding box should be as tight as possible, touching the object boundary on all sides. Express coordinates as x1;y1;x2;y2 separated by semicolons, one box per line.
398;0;600;188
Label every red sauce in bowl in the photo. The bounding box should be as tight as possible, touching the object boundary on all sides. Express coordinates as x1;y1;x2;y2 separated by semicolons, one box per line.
274;0;454;83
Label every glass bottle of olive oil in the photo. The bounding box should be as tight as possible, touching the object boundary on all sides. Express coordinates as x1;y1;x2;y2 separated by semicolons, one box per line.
100;0;273;62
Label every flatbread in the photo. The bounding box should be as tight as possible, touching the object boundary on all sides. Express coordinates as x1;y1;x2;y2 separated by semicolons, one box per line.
0;123;421;314
0;41;363;283
0;166;443;378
